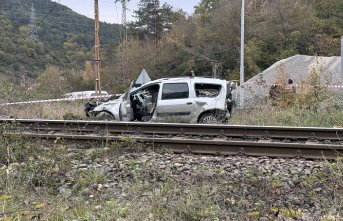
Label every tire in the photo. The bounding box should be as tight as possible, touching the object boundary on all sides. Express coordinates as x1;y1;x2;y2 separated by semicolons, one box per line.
198;112;222;124
95;111;115;121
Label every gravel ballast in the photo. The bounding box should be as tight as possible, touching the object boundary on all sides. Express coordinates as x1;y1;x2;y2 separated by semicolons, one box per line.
1;142;342;220
51;148;343;220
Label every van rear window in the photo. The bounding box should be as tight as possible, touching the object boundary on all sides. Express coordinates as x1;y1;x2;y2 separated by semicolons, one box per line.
195;83;221;97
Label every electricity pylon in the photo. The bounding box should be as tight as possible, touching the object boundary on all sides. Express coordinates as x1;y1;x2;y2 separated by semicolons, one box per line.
115;0;130;42
28;4;39;40
115;0;130;80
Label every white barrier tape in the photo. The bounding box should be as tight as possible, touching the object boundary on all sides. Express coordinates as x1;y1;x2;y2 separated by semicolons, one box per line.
294;84;343;89
0;94;121;106
325;85;343;89
243;82;343;89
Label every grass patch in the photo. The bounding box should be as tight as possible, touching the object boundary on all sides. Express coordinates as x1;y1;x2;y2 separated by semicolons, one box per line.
0;101;86;120
231;105;343;127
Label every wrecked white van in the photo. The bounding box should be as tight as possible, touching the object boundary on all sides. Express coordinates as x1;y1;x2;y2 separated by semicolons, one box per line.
88;77;236;124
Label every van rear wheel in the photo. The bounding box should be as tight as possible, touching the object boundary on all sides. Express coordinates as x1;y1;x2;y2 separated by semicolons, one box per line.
198;113;222;124
95;111;115;120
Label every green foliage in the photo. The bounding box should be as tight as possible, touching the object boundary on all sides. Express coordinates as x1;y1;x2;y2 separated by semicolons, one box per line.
130;0;182;40
1;0;342;96
33;65;93;98
194;0;222;24
0;0;120;78
0;124;51;166
129;181;220;220
21;158;62;193
0;76;29;103
35;65;67;97
74;169;105;191
0;134;66;195
118;0;342;83
312;0;343;55
118;207;129;218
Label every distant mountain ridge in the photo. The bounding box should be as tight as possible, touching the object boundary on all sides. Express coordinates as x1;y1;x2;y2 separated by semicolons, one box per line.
0;0;121;78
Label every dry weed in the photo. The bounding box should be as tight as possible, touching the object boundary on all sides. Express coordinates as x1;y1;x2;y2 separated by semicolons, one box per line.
0;101;86;119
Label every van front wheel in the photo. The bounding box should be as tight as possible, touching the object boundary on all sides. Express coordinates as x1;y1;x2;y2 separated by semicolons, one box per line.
95;111;115;121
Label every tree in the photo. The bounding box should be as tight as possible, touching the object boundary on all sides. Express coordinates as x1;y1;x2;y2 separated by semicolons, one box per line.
130;0;181;41
35;65;67;98
311;0;343;55
194;0;221;24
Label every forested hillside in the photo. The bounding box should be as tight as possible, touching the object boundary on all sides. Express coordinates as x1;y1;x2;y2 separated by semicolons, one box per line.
0;0;342;98
0;0;120;78
108;0;343;90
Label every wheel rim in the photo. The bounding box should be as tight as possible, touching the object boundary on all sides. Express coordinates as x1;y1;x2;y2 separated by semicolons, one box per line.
202;115;218;124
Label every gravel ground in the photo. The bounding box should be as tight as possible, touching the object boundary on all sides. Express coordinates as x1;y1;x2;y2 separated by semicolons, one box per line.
47;148;342;220
1;141;342;220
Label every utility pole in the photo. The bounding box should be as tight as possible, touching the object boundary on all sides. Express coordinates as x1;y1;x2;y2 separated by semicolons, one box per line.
94;0;101;94
341;36;343;79
239;0;245;107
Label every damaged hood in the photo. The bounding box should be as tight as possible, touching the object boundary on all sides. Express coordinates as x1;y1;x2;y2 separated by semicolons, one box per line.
92;95;123;112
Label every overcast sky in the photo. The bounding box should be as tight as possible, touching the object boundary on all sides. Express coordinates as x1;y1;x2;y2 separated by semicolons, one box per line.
51;0;200;24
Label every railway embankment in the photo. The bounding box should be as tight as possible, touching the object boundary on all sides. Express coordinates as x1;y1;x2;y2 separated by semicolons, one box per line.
0;138;342;220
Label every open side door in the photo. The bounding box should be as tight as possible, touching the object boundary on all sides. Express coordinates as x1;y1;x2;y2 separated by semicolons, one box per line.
125;81;134;121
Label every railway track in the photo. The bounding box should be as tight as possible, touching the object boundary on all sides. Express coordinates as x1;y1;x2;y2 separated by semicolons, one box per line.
1;118;343;159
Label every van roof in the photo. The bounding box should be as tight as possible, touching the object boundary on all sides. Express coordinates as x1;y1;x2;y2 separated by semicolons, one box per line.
145;77;226;85
130;77;227;94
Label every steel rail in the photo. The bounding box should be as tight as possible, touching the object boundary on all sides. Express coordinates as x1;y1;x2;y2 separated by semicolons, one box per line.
1;119;343;141
4;131;343;159
1;119;343;159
